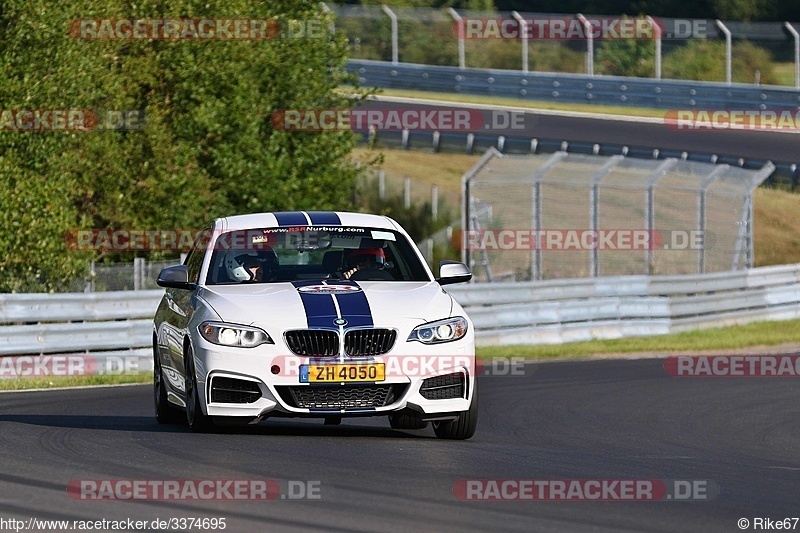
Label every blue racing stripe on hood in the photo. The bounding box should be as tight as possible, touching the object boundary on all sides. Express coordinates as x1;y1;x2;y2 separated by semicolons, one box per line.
332;281;373;328
274;212;308;226
306;211;341;225
291;281;338;329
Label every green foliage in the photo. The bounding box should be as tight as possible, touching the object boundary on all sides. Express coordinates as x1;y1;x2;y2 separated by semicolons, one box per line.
528;42;586;74
708;0;773;21
596;25;656;77
731;40;779;85
0;0;370;291
663;39;777;84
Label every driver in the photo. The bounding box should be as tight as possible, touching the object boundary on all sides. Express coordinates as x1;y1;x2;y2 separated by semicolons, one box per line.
342;247;393;281
224;247;279;282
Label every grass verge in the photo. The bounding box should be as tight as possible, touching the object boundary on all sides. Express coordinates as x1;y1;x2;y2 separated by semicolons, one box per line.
372;87;668;119
477;318;800;360
0;372;151;392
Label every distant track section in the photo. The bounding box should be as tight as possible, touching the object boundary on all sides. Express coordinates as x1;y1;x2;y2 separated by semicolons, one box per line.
355;96;800;181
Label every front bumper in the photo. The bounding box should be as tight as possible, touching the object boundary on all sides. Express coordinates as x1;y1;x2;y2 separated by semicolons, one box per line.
190;333;476;419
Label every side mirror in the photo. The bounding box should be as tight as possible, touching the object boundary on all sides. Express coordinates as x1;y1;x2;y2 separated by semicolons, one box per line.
436;260;472;285
157;265;196;290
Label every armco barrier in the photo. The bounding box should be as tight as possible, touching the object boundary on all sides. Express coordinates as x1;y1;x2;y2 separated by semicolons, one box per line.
447;263;800;345
0;290;163;374
347;59;800;112
1;263;799;357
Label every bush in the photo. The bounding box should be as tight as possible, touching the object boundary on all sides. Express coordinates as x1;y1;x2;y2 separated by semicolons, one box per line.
596;26;656;78
663;39;778;84
529;42;586;74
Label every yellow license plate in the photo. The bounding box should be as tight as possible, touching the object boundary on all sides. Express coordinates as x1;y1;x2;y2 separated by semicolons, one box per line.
300;363;385;383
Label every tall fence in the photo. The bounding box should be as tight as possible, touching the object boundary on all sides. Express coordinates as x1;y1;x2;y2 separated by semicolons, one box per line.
87;258;180;292
330;4;800;87
462;149;774;281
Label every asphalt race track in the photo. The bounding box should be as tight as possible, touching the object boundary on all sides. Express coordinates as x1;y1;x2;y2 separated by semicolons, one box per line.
360;98;800;166
1;358;798;532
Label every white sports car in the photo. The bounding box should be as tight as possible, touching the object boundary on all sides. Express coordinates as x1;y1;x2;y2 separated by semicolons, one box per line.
153;211;477;439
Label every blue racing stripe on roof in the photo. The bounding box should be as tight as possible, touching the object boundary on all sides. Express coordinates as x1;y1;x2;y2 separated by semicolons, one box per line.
306;211;341;225
274;212;308;226
292;281;338;329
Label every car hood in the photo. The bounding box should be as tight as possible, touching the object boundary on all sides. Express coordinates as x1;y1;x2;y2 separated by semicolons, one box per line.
198;281;453;331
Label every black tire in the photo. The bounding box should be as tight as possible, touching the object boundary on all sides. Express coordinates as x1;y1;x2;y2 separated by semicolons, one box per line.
389;411;428;430
432;380;478;440
154;338;183;424
184;343;214;433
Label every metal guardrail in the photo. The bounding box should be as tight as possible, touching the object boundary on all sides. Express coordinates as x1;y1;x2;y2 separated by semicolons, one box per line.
1;264;800;355
0;291;163;374
0;291;163;323
348;59;800;111
0;320;154;357
447;263;800;345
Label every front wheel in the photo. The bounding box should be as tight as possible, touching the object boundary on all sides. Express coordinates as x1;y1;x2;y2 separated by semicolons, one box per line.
184;343;214;433
389;410;428;430
432;380;478;440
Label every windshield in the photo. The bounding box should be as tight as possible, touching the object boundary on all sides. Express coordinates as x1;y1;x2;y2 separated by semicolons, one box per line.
205;226;431;284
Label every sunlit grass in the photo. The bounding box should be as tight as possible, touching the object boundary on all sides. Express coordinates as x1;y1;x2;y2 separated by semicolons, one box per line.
369;87;668;119
477;318;800;360
0;372;151;392
772;62;798;87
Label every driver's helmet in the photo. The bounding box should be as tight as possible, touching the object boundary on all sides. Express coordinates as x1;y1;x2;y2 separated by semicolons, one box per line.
346;247;386;269
224;247;279;282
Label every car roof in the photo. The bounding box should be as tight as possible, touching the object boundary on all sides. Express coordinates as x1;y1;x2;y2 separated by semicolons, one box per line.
216;211;399;232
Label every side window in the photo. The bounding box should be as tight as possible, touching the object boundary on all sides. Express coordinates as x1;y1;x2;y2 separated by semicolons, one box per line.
185;227;212;283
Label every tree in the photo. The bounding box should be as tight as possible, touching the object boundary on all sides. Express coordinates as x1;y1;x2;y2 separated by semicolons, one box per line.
0;0;370;291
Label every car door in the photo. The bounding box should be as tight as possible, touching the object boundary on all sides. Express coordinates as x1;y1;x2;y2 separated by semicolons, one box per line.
161;227;212;394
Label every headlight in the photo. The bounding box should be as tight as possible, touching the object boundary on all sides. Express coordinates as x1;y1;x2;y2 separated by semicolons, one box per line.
408;317;468;344
198;322;273;348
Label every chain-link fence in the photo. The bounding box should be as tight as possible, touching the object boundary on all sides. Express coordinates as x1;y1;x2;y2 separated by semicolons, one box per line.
463;149;774;282
328;4;800;86
51;258;181;293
